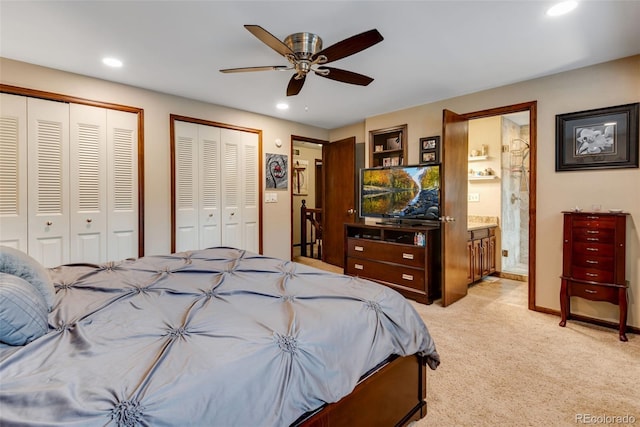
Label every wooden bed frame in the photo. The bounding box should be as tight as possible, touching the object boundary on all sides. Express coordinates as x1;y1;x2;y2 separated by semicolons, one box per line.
293;354;427;426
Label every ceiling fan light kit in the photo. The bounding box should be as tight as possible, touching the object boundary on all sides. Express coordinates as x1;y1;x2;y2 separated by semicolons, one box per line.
220;25;384;96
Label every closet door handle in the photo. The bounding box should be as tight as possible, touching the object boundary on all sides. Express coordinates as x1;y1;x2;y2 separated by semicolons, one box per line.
46;221;53;226
86;218;92;223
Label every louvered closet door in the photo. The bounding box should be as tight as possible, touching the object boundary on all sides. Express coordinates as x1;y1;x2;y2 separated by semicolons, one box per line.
198;124;222;249
69;104;107;263
174;121;200;252
241;131;259;253
221;129;242;250
0;94;28;251
220;128;259;251
106;109;138;262
27;98;70;267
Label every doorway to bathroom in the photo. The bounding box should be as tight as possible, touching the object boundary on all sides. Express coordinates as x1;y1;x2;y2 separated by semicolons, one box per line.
467;111;531;282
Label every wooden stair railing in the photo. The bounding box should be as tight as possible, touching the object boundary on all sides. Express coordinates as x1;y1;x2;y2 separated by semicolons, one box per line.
301;200;323;259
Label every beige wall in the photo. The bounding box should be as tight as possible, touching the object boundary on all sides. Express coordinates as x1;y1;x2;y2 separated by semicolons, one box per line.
335;55;640;328
468;116;502;218
0;58;329;261
3;55;639;328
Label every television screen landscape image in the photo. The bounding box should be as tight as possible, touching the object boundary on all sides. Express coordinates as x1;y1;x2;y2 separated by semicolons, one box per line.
360;165;440;220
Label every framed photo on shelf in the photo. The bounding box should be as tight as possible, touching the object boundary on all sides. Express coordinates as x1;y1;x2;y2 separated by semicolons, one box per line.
556;102;638;171
420;136;440;164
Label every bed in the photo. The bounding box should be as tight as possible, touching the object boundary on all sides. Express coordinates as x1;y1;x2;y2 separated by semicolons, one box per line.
0;246;439;426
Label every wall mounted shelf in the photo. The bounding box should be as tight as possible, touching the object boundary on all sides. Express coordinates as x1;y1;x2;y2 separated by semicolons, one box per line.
468;155;491;162
468;175;500;181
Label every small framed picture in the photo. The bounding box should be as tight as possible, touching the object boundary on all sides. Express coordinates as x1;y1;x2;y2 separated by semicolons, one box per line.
420;136;440;164
421;151;437;163
374;144;384;152
383;157;391;167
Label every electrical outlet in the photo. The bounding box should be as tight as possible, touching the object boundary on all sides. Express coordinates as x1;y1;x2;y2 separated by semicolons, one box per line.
502;145;510;153
468;193;480;202
502;250;509;257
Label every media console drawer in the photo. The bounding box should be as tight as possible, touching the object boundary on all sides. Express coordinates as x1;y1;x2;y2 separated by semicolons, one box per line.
344;223;441;305
347;238;424;268
346;256;425;291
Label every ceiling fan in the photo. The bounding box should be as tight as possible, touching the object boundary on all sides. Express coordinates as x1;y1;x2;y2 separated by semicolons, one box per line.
220;25;384;96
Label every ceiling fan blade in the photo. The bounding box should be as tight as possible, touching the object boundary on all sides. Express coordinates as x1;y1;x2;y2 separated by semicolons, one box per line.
220;65;290;73
312;29;383;63
316;67;374;86
244;25;295;57
287;74;306;96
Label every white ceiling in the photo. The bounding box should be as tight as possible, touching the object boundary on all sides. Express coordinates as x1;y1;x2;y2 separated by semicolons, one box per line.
1;1;639;129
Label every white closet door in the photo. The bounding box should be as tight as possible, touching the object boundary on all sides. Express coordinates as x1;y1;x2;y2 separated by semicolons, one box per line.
198;124;221;249
220;129;242;250
69;104;107;264
174;121;199;252
106;109;138;261
241;131;259;253
27;98;70;267
0;94;28;251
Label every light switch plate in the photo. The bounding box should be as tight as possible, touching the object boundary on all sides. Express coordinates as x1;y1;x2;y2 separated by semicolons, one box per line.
468;193;480;202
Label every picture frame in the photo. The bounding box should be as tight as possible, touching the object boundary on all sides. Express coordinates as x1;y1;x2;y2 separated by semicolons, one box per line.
555;103;639;171
420;136;440;164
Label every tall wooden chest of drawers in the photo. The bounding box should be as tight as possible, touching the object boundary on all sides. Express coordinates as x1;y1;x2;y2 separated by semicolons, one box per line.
344;223;441;304
559;211;629;341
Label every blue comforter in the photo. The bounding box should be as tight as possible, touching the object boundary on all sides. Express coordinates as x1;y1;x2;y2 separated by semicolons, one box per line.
0;247;439;426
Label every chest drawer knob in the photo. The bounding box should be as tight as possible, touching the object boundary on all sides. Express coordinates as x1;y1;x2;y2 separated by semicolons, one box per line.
586;247;598;252
402;253;414;260
586;259;598;264
586;273;598;278
586;237;599;242
402;273;414;281
354;245;364;252
354;263;364;270
586;230;599;234
585;289;597;294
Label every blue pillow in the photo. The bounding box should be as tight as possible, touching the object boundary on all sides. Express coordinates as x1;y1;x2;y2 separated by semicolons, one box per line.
0;273;49;345
0;246;55;310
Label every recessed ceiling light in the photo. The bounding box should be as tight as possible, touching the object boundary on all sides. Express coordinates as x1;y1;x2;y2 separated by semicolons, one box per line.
546;1;578;17
276;103;289;110
102;57;123;68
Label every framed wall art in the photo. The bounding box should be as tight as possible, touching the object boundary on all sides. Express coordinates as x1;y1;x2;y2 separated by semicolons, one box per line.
266;153;288;189
555;102;639;171
420;136;440;164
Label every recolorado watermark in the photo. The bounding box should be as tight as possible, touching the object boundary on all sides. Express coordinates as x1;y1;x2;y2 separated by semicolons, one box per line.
576;414;636;424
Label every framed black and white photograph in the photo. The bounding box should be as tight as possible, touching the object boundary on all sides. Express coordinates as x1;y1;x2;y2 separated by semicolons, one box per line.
555;103;639;171
420;136;440;164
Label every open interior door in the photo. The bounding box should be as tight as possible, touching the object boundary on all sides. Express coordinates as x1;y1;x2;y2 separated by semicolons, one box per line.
441;109;469;306
322;136;356;267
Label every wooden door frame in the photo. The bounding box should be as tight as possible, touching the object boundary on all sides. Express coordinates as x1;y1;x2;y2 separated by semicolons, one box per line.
461;101;537;310
290;135;329;261
1;83;146;258
169;114;263;254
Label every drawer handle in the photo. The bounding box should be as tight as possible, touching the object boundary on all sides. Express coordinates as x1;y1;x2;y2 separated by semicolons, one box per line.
354;245;364;252
401;274;414;281
402;253;414;260
586;216;599;219
586;273;598;277
586;238;599;242
354;264;363;270
586;247;598;252
586;260;598;264
586;230;599;234
585;289;597;294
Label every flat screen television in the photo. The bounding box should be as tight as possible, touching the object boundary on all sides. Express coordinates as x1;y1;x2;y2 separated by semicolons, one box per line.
359;164;440;222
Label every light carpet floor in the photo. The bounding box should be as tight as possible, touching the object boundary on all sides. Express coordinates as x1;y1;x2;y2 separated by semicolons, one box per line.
294;256;640;427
